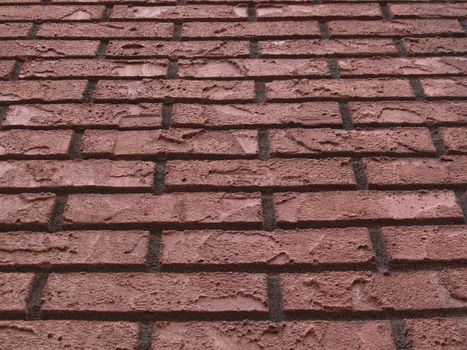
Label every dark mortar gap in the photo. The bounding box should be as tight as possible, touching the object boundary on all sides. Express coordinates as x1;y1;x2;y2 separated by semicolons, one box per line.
455;191;467;223
168;59;178;79
84;80;97;104
319;21;330;39
429;127;447;157
258;129;270;160
69;130;84;160
50;195;68;233
136;321;155;350
248;5;257;21
153;161;167;195
97;40;110;59
338;101;353;130
351;157;368;190
369;226;390;273
101;5;113;22
380;3;393;22
26;273;48;320
162;103;173;129
177;0;187;5
409;79;426;101
261;192;276;231
267;274;285;322
250;41;260;58
328;58;340;79
391;320;413;350
10;60;23;81
28;23;41;39
394;38;407;57
148;229;162;273
255;81;266;102
173;23;182;41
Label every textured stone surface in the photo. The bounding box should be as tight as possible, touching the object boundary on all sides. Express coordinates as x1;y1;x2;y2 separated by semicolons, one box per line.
0;321;140;350
404;318;467;349
402;37;467;55
0;40;99;58
63;193;263;227
153;320;395;350
0;81;87;102
0;23;32;38
274;191;463;225
0;273;33;313
0;5;104;21
255;4;381;18
390;3;467;18
440;127;467;154
0;231;148;268
0;160;154;190
81;129;258;157
281;269;467;313
0;193;56;228
160;228;374;267
165;159;355;189
421;78;467;97
42;273;268;313
382;225;467;264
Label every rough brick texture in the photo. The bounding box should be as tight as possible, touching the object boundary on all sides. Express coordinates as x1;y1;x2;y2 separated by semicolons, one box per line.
1;0;466;348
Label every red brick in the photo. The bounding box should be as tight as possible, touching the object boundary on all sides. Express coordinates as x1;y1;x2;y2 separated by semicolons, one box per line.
0;193;55;228
364;156;467;187
165;158;355;190
20;59;169;78
256;4;381;19
0;60;15;79
172;102;342;128
106;40;250;58
178;58;330;78
0;160;154;190
265;79;413;100
63;193;263;227
259;38;397;57
404;318;467;349
0;130;73;158
2;103;163;129
421;78;467;97
0;5;104;21
182;21;320;39
37;22;173;39
0;273;33;314
390;3;467;18
329;19;464;37
0;321;139;350
52;0;176;2
0;80;87;102
339;57;467;76
93;79;255;102
382;225;467;265
0;231;148;268
0;23;32;38
0;40;99;58
153;320;394;349
281;269;467;313
350;101;467;126
160;228;374;268
42;272;268;313
440;127;467;154
112;5;248;20
402;37;467;55
81;129;258;158
274;190;463;225
269;128;435;156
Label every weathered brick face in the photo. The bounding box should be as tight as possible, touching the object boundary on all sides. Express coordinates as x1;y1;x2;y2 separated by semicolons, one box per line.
0;0;466;349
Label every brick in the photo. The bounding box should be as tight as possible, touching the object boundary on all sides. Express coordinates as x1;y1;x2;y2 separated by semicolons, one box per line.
20;59;169;78
339;57;467;76
0;231;148;268
178;58;330;78
0;160;154;190
404;318;467;349
0;273;33;314
161;228;374;268
153;320;394;349
269;128;435;156
281;269;467;313
93;79;255;102
2;103;163;129
256;4;381;19
259;39;397;57
0;40;99;58
421;78;467;97
182;21;320;39
0;5;104;21
0;130;73;158
274;190;463;225
165;159;355;190
0;80;87;102
391;3;467;18
0;193;56;228
38;22;173;39
112;5;248;20
0;321;139;350
440;127;467;154
81;129;258;158
265;79;413;100
382;225;467;265
402;37;467;55
329;19;464;37
42;272;268;314
63;193;263;227
106;40;250;58
350;101;467;126
172;102;342;128
364;156;467;187
52;0;176;2
0;23;32;38
0;60;15;79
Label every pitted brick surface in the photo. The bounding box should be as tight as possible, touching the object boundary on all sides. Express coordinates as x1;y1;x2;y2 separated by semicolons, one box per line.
0;0;466;348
